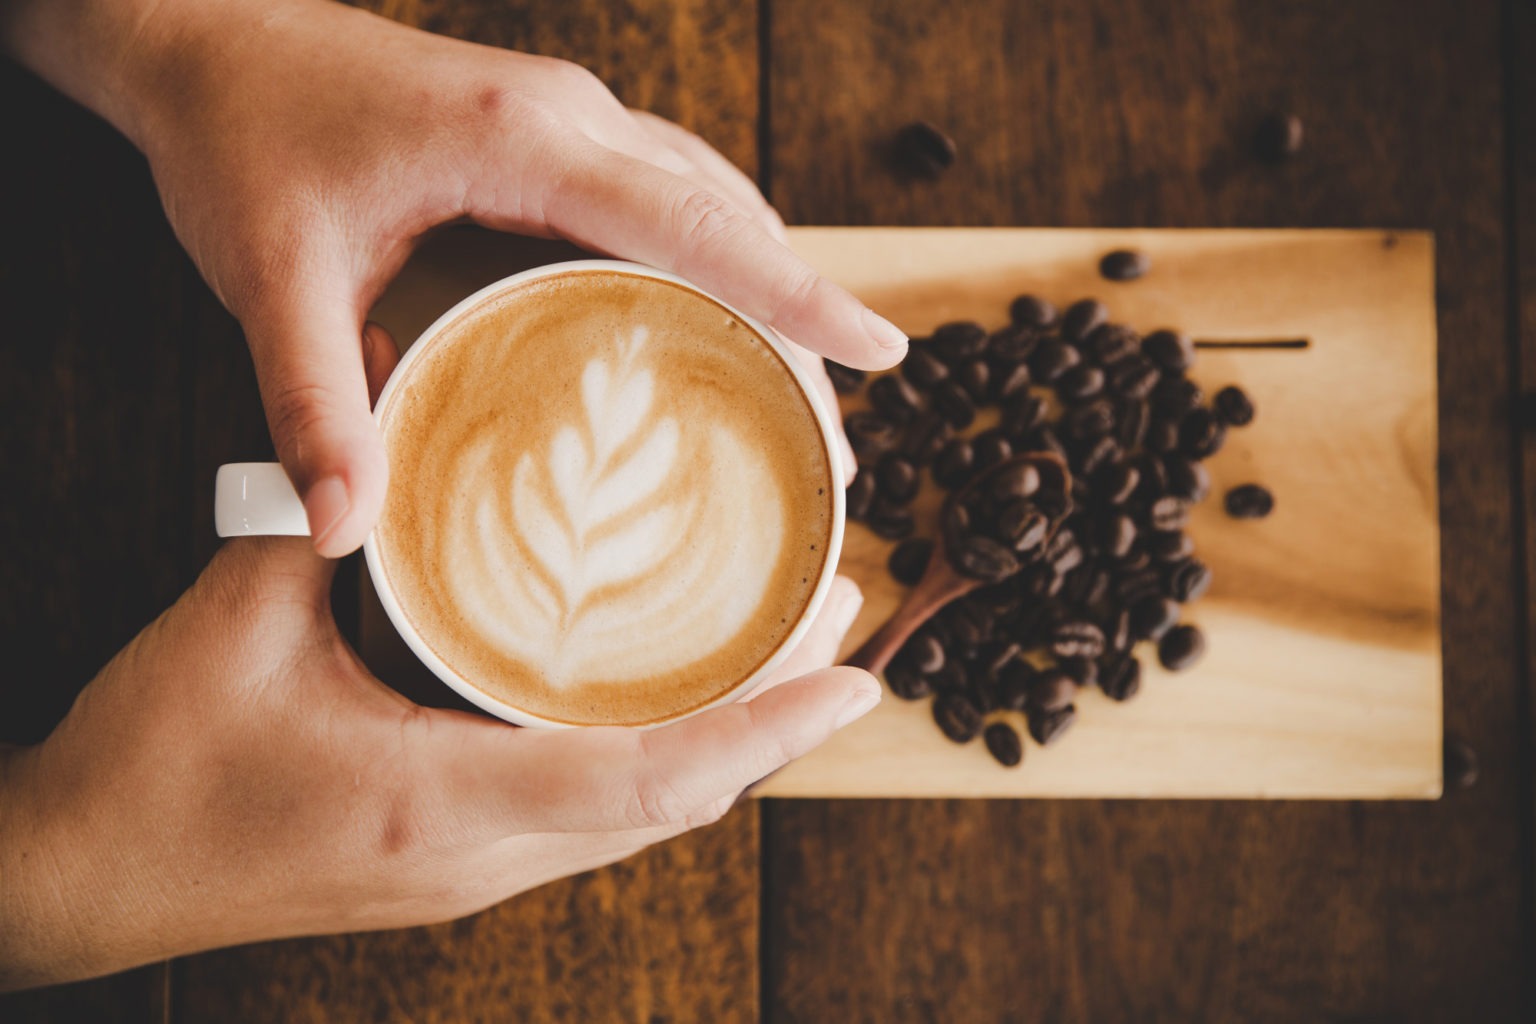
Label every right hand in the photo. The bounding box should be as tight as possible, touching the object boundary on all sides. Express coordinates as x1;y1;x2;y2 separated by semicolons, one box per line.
0;538;877;991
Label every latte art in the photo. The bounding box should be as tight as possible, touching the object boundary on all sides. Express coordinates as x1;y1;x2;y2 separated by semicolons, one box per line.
451;326;785;688
374;270;836;726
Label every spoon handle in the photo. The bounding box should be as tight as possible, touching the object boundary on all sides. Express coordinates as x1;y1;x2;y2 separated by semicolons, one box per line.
843;569;976;675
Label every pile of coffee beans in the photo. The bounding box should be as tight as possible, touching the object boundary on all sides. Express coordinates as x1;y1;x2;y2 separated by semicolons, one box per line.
832;287;1267;766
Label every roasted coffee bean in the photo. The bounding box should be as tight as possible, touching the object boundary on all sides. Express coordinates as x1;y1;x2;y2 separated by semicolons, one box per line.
1163;455;1211;502
875;453;920;502
1107;608;1133;651
868;498;916;539
1002;506;1051;552
1099;248;1150;282
1041;526;1077;565
1052;540;1085;575
1100;655;1142;701
1117;566;1162;602
933;691;983;743
901;411;953;466
930;320;990;363
1146;529;1194;563
901;347;950;390
1051;620;1106;660
1131;452;1170;502
1117;397;1149;449
991;361;1033;402
972;430;1014;471
1028;339;1081;383
988;324;1039;363
981;640;1022;676
997;660;1037;710
846;472;876;519
885;662;932;701
1084;569;1114;613
1255;111;1304;163
955;359;991;402
989;460;1042;502
869;374;925;423
1060;656;1098;688
984;722;1024;767
954;536;1021;582
1151;376;1204;418
1076;436;1122;478
967;677;999;716
1061;298;1109;340
1028;705;1077;746
930;660;968;693
1098;514;1138;559
1108;356;1160;400
1027;669;1077;712
824;359;866;395
1444;734;1480;790
1144;417;1180;454
900;631;947;675
1010;294;1058;328
845;411;901;466
1120;547;1152;572
1063;398;1116;441
1059;562;1095;604
1057;363;1105;401
1024;425;1068;461
1158;623;1206;671
1001;394;1048;438
1148;495;1191;532
895;120;958;177
1179;408;1227;459
943;501;971;543
932;380;977;429
932;438;976;489
1166;558;1213;602
1214;385;1256;427
1129;594;1180;640
1225;483;1275;519
1098;463;1140;505
1142;329;1195;373
1085;324;1141;365
887;537;934;586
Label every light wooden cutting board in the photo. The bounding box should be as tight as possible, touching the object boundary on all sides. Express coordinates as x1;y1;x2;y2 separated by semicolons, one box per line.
363;227;1442;800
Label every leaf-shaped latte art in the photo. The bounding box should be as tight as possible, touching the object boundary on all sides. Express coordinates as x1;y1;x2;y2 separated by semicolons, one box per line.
443;326;786;689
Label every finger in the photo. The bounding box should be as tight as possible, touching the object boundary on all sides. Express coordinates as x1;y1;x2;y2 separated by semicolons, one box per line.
437;666;880;837
361;321;401;407
543;146;907;370
788;343;856;479
740;576;863;700
628;109;787;241
244;294;387;559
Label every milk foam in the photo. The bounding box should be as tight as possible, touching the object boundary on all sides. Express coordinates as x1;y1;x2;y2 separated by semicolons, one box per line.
374;270;834;726
446;325;785;688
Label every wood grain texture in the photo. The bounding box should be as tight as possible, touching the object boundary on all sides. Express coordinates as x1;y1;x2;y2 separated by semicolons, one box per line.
0;59;187;1024
765;0;1525;1021
169;3;765;1022
758;227;1441;799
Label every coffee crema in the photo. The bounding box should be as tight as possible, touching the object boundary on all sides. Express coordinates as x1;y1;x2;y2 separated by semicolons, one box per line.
374;270;835;726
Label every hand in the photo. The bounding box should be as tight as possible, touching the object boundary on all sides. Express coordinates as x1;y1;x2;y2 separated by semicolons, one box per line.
34;0;896;555
0;537;876;991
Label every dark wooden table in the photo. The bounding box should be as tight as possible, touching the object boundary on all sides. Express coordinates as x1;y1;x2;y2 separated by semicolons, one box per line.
3;1;1532;1020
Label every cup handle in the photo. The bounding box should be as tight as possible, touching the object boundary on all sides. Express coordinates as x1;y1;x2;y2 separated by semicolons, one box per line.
214;463;310;537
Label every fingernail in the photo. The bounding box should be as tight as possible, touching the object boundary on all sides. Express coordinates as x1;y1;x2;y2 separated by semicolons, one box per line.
304;475;350;544
861;307;909;352
831;584;864;636
832;687;881;730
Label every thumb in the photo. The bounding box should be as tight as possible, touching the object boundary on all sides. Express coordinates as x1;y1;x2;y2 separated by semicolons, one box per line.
434;666;881;838
244;298;388;559
197;535;341;617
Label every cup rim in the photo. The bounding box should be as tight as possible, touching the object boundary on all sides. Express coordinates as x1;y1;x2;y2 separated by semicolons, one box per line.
362;258;847;729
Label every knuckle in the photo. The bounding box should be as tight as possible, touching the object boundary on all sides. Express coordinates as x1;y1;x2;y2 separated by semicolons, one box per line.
766;265;824;325
672;188;747;262
622;731;694;829
263;380;347;461
540;56;605;95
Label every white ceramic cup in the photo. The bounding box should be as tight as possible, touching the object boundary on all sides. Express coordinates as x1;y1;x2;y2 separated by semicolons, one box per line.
215;259;846;729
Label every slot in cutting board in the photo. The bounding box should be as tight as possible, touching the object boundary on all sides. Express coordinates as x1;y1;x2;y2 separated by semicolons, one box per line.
362;227;1441;800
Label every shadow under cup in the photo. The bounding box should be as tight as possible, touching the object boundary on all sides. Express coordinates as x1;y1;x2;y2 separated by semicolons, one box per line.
362;260;846;729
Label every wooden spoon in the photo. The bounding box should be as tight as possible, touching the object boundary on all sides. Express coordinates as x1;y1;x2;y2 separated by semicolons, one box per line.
844;451;1073;675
